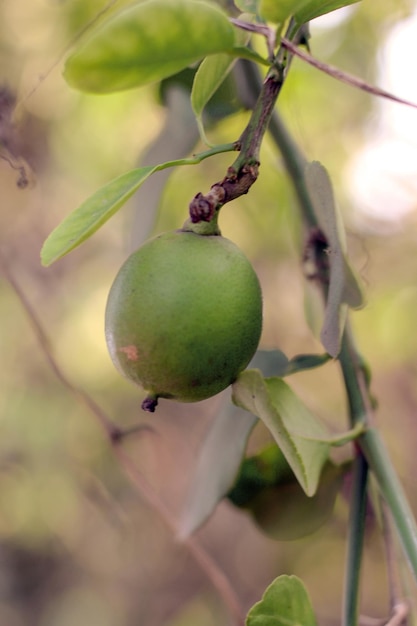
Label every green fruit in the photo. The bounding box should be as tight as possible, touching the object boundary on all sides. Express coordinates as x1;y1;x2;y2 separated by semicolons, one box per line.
105;229;262;411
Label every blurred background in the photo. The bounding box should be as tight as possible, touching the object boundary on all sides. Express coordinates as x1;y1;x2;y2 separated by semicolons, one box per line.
1;0;417;624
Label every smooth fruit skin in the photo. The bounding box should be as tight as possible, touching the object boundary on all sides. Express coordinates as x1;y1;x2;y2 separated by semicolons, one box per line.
105;230;262;409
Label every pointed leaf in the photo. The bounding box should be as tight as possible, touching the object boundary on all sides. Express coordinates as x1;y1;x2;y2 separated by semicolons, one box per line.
64;0;236;93
41;166;156;266
295;0;361;25
232;370;329;496
246;575;318;626
178;393;257;538
305;161;364;356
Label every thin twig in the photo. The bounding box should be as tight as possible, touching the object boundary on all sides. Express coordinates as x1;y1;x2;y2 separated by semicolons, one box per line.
0;253;245;626
281;38;417;110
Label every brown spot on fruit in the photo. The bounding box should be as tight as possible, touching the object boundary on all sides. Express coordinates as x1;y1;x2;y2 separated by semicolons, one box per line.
119;345;138;361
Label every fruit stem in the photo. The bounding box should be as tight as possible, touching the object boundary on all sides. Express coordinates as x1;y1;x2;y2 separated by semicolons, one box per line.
142;394;159;413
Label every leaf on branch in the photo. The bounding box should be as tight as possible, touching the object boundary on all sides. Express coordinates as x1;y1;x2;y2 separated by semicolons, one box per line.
178;391;257;539
232;369;329;496
41;142;237;265
294;0;361;25
305;161;364;357
259;0;311;24
41;166;157;266
64;0;236;93
191;24;253;145
246;575;318;626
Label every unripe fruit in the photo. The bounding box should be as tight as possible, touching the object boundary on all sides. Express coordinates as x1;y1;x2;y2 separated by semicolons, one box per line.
105;229;262;411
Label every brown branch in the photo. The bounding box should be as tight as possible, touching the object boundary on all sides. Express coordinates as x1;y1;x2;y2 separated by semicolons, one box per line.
281;38;417;110
0;252;245;626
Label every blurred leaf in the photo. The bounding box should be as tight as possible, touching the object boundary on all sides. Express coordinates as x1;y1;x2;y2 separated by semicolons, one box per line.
249;349;290;377
192;54;240;144
295;0;361;25
246;575;318;626
260;0;310;24
41;166;156;265
247;461;345;540
235;0;259;12
305;161;364;357
178;393;257;538
232;370;329;496
285;352;331;374
64;0;236;93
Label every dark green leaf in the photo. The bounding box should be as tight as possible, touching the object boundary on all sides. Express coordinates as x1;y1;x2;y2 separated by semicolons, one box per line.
232;370;329;496
246;575;318;626
64;0;236;93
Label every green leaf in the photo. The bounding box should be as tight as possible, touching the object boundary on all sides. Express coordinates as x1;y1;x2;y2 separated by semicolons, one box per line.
178;392;257;538
295;0;361;25
41;143;237;266
41;167;156;266
192;53;240;144
64;0;236;93
246;575;318;626
191;25;253;145
41;167;156;265
232;370;329;496
305;161;364;357
259;0;311;24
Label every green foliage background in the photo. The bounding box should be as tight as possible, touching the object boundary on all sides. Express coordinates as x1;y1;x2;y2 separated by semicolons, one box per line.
1;0;417;623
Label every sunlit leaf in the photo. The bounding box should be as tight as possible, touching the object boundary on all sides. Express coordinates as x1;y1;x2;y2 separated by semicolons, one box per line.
178;392;257;538
260;0;310;24
246;575;318;626
41;166;156;266
64;0;236;93
41;143;237;266
305;161;364;357
232;370;329;496
295;0;361;25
